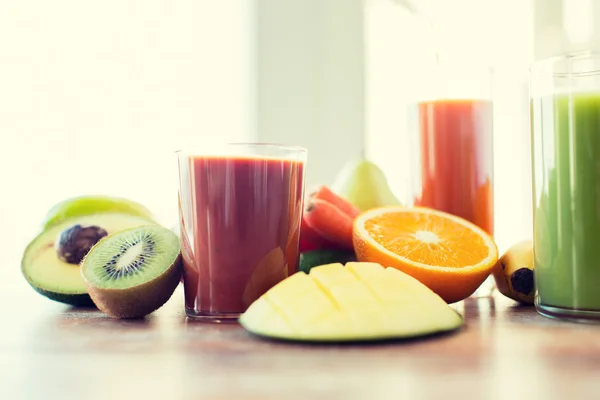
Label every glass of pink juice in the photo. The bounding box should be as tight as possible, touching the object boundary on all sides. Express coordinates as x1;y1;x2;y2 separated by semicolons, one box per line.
176;144;307;322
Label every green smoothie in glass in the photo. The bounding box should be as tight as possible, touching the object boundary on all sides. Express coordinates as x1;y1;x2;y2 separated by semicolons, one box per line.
531;52;600;322
532;91;600;316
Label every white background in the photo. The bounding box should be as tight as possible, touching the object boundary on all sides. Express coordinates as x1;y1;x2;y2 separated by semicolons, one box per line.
365;0;535;253
0;1;253;257
2;0;600;273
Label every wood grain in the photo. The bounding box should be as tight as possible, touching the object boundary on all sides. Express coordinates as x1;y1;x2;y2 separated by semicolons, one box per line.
3;253;600;400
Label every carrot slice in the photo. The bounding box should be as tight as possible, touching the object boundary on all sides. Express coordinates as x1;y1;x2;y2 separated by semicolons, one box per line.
304;198;354;250
310;186;360;219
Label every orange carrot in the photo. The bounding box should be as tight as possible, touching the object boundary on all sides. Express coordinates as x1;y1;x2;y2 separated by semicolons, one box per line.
300;215;323;244
303;198;355;250
310;185;360;219
300;213;344;252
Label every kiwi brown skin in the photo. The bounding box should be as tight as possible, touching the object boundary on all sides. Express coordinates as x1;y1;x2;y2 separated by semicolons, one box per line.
83;254;183;319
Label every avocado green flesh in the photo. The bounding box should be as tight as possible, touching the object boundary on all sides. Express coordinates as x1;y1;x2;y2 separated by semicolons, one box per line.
82;225;181;290
22;213;156;306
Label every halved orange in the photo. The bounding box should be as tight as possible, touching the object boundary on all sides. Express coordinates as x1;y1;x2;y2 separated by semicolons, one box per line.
353;206;498;303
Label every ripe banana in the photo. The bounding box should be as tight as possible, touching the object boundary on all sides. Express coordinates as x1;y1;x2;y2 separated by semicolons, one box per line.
492;240;535;305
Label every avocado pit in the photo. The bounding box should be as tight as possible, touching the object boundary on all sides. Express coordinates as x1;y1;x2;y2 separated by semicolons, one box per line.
55;224;108;264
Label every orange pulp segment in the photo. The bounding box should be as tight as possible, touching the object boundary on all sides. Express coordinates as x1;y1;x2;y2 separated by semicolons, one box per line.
353;206;498;303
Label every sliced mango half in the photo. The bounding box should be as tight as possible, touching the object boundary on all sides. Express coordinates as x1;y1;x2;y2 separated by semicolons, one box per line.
239;262;463;342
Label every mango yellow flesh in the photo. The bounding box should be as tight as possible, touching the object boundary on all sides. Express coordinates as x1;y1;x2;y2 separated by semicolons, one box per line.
239;262;463;342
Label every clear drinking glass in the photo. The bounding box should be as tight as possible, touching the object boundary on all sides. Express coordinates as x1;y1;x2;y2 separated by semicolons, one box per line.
176;143;307;322
407;62;495;297
530;51;600;322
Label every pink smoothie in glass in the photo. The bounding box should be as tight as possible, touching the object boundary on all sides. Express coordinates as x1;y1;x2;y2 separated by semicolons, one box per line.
178;155;305;317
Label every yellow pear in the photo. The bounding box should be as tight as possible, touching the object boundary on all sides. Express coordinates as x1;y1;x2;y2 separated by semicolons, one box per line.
331;158;402;211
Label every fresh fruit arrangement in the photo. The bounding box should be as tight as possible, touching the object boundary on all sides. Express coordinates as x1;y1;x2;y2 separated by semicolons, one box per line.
298;186;359;277
21;157;531;344
22;212;157;306
238;161;505;343
295;162;503;305
297;159;406;272
21;196;182;318
240;262;463;342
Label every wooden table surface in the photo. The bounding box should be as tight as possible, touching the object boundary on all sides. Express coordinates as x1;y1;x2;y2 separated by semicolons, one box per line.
3;253;600;400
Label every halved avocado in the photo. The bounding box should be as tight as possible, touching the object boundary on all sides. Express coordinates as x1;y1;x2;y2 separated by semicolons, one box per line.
21;213;156;306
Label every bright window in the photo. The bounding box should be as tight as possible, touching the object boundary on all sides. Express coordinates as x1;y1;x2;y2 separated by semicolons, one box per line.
364;0;535;252
0;1;253;258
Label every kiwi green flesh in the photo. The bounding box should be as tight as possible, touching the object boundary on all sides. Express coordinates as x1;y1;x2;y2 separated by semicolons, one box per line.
21;213;156;306
82;225;181;290
85;254;182;319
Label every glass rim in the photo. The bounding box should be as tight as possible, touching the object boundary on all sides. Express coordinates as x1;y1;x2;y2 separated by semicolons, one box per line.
174;142;308;155
530;50;600;77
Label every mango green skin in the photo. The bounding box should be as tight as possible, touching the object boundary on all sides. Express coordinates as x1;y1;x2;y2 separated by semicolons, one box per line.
42;196;156;230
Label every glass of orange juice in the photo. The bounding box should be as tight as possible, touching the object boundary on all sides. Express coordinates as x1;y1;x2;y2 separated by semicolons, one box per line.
407;61;495;296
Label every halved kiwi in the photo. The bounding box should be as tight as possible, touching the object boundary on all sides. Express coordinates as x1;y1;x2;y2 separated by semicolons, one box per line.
81;225;182;319
21;213;156;306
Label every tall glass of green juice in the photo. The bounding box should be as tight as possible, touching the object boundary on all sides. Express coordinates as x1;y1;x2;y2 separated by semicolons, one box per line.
531;52;600;322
